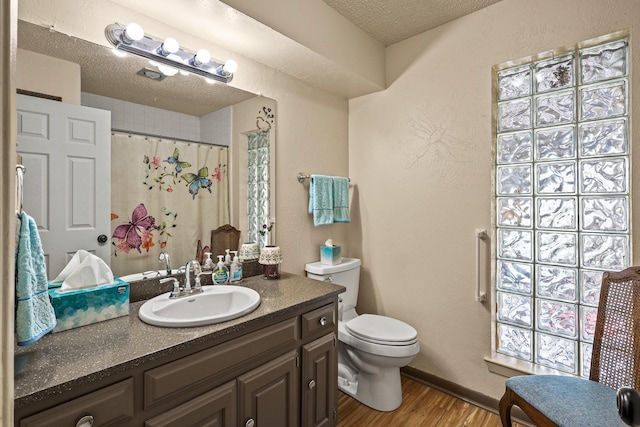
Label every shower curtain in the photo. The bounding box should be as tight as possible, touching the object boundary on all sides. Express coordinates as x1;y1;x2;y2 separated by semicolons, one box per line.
110;133;229;276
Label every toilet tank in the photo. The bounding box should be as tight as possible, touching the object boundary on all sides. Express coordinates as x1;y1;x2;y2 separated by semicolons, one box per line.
305;258;361;311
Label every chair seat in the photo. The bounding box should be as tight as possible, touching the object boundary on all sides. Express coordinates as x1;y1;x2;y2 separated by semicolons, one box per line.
506;375;626;427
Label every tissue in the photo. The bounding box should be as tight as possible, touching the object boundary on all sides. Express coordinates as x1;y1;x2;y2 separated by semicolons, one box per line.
53;250;115;292
320;240;342;266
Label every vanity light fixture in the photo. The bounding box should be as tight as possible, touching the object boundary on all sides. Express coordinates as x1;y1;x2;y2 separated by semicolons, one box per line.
105;22;237;83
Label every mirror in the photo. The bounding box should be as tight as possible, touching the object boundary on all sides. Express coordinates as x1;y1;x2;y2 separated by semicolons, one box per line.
16;20;275;277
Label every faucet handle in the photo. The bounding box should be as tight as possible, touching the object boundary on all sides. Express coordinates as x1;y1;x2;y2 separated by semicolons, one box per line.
160;278;181;298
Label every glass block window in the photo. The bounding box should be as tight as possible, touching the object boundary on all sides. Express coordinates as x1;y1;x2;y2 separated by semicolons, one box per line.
246;131;270;247
495;38;630;376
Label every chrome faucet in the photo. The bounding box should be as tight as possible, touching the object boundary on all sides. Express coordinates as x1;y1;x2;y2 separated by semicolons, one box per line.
158;251;171;275
184;260;203;294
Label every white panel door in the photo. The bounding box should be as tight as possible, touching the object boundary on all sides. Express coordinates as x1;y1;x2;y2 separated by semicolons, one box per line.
16;94;111;280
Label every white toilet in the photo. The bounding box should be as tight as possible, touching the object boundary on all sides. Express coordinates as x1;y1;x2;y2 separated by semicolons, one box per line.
305;258;419;412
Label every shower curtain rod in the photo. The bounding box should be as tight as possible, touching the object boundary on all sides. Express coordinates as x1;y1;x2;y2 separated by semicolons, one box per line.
111;128;228;148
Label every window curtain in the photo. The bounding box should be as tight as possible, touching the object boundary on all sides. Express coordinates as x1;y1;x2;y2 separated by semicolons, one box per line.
110;133;229;276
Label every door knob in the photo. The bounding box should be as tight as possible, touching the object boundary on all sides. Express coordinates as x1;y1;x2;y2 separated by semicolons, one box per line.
97;234;108;244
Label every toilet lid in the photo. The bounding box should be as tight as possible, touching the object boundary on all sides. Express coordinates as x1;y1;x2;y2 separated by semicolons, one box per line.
345;314;417;345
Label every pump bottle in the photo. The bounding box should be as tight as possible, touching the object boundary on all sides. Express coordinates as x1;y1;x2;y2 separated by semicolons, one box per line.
230;251;242;283
213;255;229;285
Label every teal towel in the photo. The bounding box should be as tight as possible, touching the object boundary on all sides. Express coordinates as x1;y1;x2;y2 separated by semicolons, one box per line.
308;175;350;226
308;175;334;226
15;211;56;346
332;177;350;223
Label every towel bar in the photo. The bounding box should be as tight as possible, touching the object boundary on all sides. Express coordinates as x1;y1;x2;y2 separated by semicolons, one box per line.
297;172;350;183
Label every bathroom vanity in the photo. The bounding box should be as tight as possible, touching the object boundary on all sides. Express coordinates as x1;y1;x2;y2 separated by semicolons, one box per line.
14;273;344;427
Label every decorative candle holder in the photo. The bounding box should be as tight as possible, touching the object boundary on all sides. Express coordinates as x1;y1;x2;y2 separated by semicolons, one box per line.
258;246;283;280
239;242;260;261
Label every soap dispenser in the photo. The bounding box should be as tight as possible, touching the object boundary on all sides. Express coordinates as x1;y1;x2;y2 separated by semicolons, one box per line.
203;252;215;272
213;255;229;285
229;251;242;283
224;249;231;266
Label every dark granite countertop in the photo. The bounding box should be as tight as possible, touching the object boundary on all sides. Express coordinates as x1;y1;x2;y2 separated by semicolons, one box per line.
14;272;344;408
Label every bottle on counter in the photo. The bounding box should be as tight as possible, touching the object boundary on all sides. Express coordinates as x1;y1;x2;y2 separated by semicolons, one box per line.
203;252;215;272
229;250;242;283
213;255;229;285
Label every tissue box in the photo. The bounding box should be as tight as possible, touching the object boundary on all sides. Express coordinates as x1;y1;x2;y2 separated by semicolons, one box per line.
320;245;342;266
48;277;129;332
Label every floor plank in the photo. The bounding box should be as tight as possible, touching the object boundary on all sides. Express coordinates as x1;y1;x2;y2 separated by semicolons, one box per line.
337;376;526;427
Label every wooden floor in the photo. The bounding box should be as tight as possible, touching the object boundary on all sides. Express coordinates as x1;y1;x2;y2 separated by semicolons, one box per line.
337;375;527;427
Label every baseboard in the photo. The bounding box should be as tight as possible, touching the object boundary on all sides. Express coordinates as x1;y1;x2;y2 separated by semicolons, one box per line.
401;366;534;427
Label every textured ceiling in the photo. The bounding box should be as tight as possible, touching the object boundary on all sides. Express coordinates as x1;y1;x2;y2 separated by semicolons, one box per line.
321;0;504;46
17;20;256;116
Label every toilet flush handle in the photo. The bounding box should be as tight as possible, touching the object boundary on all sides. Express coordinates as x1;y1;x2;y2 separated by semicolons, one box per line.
323;275;334;283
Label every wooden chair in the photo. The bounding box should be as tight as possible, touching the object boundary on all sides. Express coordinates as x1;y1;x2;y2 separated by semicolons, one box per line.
209;224;241;259
499;266;640;427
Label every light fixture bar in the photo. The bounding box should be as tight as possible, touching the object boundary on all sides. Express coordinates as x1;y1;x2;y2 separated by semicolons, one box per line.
105;23;235;83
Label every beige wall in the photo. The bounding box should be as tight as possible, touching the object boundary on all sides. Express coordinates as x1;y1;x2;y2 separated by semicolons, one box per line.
348;0;639;399
16;48;80;104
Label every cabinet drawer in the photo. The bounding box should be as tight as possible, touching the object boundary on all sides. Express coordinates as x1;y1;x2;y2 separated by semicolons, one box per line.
144;317;298;408
19;378;134;427
301;303;336;340
145;381;236;427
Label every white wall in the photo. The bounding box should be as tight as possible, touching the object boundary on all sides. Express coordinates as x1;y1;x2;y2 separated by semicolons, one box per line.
82;92;203;142
348;0;640;399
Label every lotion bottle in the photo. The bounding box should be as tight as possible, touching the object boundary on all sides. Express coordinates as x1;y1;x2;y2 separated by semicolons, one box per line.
230;251;242;283
213;255;229;285
224;249;231;266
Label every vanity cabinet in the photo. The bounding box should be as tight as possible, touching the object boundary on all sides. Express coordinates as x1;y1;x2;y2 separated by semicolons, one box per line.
16;296;339;427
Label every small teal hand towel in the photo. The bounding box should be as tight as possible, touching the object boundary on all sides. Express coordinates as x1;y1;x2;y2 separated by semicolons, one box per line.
15;211;56;346
332;177;350;223
308;175;334;226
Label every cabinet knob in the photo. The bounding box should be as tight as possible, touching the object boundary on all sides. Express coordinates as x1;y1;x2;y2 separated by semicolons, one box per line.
319;316;327;326
76;415;94;427
245;418;255;427
308;379;316;390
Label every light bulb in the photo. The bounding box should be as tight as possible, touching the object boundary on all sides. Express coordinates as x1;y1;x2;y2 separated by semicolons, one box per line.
123;23;144;43
157;64;179;77
194;49;211;66
222;59;238;75
159;37;179;55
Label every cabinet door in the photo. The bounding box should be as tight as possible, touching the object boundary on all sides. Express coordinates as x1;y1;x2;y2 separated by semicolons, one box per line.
302;334;337;427
238;350;299;427
145;380;236;427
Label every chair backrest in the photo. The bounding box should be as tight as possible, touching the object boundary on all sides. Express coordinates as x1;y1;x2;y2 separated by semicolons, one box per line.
210;224;241;259
590;266;640;390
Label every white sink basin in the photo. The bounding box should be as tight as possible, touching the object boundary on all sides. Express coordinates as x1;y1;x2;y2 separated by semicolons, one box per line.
138;285;261;327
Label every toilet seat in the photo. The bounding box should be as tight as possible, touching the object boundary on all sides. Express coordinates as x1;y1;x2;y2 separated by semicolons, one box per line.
345;314;417;346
